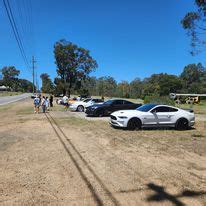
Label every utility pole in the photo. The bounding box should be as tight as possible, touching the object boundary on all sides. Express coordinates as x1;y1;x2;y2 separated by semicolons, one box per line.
32;56;36;93
36;71;38;92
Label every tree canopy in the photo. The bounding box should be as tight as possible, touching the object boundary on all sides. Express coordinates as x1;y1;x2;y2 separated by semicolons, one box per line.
181;0;206;55
40;73;54;93
0;66;34;92
54;39;98;96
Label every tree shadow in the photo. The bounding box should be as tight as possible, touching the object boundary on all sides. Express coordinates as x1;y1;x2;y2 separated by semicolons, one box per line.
146;183;206;206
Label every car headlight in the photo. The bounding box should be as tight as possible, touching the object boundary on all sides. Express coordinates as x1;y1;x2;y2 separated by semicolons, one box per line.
118;116;128;119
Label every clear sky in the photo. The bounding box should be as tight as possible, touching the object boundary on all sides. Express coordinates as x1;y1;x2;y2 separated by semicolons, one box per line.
0;0;205;85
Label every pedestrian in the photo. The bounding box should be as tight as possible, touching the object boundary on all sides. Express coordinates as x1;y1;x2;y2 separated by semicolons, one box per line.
41;96;46;113
34;95;40;114
77;95;81;101
49;94;53;108
62;94;69;110
45;97;49;111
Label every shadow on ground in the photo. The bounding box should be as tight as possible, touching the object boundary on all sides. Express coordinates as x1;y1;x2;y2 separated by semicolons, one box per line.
146;183;206;206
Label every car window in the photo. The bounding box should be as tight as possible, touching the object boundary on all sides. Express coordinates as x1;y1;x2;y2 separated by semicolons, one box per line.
104;100;113;105
83;98;91;103
113;100;124;105
137;104;157;112
169;107;178;112
123;100;133;104
151;106;177;113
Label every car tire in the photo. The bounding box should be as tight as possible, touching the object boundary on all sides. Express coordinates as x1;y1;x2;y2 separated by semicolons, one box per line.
175;118;189;130
77;105;84;112
127;118;142;130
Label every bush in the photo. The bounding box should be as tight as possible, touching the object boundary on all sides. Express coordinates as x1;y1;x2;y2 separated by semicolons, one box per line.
144;95;175;106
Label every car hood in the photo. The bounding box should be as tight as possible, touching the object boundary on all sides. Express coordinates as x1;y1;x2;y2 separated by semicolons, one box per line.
72;101;85;105
111;110;143;116
87;103;105;108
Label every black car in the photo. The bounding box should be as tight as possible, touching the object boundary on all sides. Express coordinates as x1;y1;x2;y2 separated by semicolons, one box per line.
85;99;142;117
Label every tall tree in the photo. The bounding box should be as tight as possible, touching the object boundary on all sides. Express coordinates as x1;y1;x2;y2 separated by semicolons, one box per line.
17;79;34;92
1;66;20;91
142;73;182;97
181;0;206;55
40;73;54;93
54;39;98;96
180;63;206;93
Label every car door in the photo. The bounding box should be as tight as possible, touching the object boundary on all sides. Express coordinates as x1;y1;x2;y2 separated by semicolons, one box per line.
141;112;158;125
123;100;135;109
150;106;173;125
109;100;124;113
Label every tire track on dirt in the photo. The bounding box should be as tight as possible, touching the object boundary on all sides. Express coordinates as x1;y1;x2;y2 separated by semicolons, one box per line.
45;113;121;206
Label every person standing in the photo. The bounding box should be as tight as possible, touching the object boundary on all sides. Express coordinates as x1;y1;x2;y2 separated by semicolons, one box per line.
49;94;53;108
41;96;46;113
45;97;49;111
34;95;40;114
62;94;69;110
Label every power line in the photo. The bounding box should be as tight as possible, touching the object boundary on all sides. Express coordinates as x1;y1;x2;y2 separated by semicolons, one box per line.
3;0;30;71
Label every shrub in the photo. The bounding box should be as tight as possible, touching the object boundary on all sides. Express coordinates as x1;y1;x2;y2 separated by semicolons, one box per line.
144;95;175;106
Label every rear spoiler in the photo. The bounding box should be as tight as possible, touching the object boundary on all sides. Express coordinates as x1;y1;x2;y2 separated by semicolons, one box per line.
182;108;194;113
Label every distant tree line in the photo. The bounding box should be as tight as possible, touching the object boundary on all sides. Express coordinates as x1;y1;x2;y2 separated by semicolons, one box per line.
0;66;35;92
41;62;206;99
77;63;206;99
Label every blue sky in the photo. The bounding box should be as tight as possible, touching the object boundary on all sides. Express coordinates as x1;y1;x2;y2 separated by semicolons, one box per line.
0;0;205;85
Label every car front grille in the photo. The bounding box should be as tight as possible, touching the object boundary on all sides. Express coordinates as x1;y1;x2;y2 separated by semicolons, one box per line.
110;115;117;120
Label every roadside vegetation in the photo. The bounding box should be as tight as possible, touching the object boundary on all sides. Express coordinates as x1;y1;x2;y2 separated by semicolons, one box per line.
0;91;23;97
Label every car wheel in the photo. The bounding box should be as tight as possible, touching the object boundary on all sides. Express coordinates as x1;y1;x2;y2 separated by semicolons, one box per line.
77;105;84;112
175;118;189;130
127;118;142;130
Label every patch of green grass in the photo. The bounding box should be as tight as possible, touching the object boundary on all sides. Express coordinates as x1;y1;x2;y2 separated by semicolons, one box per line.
0;92;23;97
176;100;206;114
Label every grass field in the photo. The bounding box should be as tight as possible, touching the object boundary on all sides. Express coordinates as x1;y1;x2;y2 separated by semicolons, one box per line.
176;100;206;114
0;97;205;205
0;91;23;97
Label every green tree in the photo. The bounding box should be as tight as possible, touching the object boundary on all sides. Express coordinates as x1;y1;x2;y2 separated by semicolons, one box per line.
142;73;182;97
40;73;54;93
180;63;206;93
117;81;130;98
2;66;20;91
130;78;143;98
181;0;206;55
54;39;98;96
97;76;117;97
17;79;34;92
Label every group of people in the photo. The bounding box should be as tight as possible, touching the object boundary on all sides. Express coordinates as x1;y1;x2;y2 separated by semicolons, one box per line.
34;94;53;114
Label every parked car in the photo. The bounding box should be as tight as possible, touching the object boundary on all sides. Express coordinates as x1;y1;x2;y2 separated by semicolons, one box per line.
110;103;195;130
69;98;104;112
85;99;142;117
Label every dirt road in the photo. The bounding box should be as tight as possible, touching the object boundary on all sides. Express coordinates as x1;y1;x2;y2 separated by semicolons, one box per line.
0;99;205;205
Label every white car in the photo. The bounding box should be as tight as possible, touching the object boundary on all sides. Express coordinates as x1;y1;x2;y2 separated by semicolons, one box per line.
110;104;195;130
69;98;104;112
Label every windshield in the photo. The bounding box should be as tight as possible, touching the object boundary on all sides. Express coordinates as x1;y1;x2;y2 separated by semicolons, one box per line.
103;100;113;105
137;104;157;112
83;98;91;103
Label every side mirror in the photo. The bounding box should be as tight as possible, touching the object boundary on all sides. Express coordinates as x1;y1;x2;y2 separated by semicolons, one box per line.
151;110;156;114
